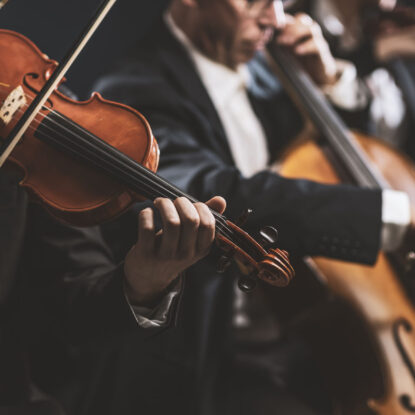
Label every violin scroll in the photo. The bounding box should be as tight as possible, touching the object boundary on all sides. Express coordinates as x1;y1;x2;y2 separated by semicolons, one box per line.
216;214;295;292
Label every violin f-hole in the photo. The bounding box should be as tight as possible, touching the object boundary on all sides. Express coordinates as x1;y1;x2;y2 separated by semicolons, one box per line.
393;318;415;412
23;73;53;109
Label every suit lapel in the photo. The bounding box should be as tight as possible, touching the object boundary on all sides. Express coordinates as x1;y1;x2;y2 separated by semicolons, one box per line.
156;21;236;165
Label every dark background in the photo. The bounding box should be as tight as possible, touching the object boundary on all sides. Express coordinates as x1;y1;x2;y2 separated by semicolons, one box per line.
0;0;170;98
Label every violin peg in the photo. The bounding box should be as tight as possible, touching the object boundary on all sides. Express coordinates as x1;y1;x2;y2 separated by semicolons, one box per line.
259;226;279;248
405;251;415;277
217;254;233;273
238;274;257;293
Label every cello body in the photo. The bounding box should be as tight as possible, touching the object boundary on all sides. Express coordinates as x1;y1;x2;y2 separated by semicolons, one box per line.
274;132;415;414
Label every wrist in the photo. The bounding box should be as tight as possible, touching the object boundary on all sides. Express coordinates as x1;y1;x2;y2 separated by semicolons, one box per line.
123;277;165;308
123;271;179;308
322;61;341;86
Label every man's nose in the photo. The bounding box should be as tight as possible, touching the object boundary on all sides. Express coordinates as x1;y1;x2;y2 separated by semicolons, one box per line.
259;1;286;30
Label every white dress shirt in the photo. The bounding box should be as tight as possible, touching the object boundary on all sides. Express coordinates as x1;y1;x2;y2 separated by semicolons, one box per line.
194;59;270;177
165;13;269;177
124;278;181;329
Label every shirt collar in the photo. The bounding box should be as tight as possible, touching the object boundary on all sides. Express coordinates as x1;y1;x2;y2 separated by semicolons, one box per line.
164;13;251;108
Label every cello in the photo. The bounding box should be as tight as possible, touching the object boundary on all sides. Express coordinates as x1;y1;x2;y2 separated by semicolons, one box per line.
267;42;415;414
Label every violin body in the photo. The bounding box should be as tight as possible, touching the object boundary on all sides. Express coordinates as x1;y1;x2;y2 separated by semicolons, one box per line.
274;132;415;414
0;29;159;226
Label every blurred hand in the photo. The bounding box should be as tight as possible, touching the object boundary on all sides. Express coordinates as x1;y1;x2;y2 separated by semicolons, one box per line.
275;13;338;85
124;196;226;306
374;26;415;61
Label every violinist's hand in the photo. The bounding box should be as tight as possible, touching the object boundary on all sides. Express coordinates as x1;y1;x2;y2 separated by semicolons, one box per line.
124;196;226;306
275;13;338;85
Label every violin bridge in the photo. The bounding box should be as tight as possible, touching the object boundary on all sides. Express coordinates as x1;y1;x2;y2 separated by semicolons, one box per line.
0;86;26;126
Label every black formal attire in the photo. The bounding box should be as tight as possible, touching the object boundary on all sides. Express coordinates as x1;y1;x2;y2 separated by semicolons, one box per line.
93;19;383;415
0;169;179;415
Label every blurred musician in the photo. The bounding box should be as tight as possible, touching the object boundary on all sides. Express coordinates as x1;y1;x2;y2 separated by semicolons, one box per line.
309;0;415;153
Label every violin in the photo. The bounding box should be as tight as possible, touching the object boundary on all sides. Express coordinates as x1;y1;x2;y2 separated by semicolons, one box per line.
267;44;415;414
0;28;294;292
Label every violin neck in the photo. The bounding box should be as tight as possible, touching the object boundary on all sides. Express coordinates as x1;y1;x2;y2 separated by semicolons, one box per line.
34;109;279;265
267;46;388;190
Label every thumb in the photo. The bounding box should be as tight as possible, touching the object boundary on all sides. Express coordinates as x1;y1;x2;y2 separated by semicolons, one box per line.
205;196;227;214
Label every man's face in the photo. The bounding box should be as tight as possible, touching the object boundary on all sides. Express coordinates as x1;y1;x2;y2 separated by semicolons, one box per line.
194;0;284;67
369;0;397;9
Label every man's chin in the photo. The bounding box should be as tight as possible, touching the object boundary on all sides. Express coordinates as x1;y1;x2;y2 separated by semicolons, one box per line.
235;49;257;65
252;36;271;52
255;40;268;51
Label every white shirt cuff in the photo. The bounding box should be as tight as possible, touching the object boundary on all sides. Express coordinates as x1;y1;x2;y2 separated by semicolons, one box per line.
124;278;182;329
322;59;369;111
381;189;411;252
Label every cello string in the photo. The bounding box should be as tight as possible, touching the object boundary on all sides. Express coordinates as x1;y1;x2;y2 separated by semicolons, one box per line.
271;48;384;189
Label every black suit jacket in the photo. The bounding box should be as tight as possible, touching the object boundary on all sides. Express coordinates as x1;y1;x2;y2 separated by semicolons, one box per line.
95;19;382;265
91;19;385;415
0;170;173;415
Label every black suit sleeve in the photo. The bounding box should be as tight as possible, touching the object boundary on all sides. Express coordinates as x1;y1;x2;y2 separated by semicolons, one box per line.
95;67;382;266
22;203;169;347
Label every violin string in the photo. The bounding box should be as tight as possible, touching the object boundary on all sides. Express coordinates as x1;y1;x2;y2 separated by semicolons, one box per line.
5;101;241;246
11;93;223;214
38;119;244;246
4;93;196;204
20;92;233;232
34;118;237;242
0;88;262;254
